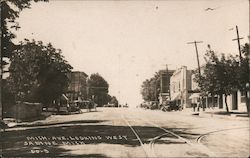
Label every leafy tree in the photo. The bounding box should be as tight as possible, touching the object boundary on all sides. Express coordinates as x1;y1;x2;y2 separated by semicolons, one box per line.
1;0;48;70
2;79;15;105
194;48;238;112
1;0;47;119
141;72;161;102
105;94;112;104
87;73;109;106
2;79;15;117
238;43;250;116
109;96;119;107
7;39;72;105
141;79;151;101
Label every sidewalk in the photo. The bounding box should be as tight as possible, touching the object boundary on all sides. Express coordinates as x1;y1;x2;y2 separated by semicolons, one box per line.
180;108;249;121
139;107;249;121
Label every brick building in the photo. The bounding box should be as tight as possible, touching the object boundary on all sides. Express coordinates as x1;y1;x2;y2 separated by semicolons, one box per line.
66;71;88;101
158;69;175;105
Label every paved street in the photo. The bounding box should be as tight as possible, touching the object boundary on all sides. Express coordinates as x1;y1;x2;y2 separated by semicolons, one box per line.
1;108;249;157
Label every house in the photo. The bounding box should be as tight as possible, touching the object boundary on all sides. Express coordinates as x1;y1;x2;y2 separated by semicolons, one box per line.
170;66;192;109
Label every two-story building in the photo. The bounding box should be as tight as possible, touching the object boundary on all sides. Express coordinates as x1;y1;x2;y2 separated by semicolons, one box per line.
170;66;192;109
158;69;175;105
66;71;88;102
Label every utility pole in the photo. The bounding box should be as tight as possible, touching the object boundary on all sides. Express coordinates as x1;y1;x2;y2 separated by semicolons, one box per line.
232;25;249;116
232;25;244;60
249;0;250;44
118;54;121;108
187;41;203;76
0;27;2;120
187;40;204;111
165;64;170;101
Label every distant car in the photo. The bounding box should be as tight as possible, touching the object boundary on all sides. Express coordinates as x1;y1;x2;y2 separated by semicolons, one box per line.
140;102;150;109
123;104;129;108
140;101;158;109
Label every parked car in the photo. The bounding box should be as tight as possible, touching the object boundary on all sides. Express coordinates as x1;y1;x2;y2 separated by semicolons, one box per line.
75;100;97;112
161;101;181;112
149;101;159;110
68;102;81;113
140;101;159;109
141;101;150;109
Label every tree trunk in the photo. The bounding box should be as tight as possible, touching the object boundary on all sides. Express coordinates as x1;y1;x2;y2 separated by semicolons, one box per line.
244;91;250;117
224;95;229;112
202;96;205;111
212;95;214;109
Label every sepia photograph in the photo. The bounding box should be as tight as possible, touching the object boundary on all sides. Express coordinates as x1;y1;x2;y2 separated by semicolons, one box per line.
0;0;249;157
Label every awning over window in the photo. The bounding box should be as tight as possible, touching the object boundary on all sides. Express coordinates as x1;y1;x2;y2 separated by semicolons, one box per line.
189;93;200;99
171;93;181;101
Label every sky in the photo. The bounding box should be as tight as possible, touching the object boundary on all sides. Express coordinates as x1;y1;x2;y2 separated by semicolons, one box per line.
11;0;249;107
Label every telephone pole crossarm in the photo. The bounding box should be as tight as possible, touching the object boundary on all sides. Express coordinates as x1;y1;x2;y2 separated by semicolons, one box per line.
187;41;203;44
232;25;244;59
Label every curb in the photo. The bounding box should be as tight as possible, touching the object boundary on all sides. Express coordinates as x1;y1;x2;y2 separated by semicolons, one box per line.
196;112;249;121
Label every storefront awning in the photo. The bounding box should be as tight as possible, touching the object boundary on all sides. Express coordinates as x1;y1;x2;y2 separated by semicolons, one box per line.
61;94;69;101
189;93;200;99
171;93;181;101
